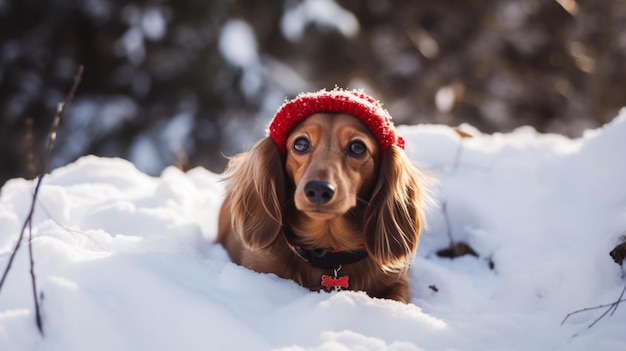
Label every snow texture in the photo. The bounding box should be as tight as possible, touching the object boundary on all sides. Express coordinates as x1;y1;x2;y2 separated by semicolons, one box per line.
1;110;626;350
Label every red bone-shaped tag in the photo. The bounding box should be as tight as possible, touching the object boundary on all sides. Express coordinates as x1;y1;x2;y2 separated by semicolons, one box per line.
321;275;349;291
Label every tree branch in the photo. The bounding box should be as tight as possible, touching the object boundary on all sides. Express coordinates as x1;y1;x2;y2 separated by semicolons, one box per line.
0;65;84;336
561;280;626;329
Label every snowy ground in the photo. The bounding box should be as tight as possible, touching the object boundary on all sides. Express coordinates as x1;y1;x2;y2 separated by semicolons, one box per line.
1;111;625;351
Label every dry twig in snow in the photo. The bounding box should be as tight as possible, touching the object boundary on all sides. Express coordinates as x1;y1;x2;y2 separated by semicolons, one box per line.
0;65;84;336
561;282;626;329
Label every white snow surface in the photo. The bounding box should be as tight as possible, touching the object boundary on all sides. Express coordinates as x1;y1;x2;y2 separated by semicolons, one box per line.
1;110;626;350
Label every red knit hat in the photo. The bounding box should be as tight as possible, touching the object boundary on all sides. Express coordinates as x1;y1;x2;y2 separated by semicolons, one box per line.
268;89;405;156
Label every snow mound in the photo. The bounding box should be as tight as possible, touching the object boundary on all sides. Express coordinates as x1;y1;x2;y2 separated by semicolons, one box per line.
1;111;626;350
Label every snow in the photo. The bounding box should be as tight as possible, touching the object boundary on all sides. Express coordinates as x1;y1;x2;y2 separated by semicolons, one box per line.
2;110;626;350
218;19;259;69
434;86;455;113
281;0;360;41
141;7;167;41
218;19;264;98
114;4;169;65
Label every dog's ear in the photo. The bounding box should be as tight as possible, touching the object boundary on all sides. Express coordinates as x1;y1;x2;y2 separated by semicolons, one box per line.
364;145;428;274
224;137;285;250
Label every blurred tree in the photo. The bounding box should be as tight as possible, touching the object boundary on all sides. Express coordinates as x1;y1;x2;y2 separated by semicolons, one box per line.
1;0;624;186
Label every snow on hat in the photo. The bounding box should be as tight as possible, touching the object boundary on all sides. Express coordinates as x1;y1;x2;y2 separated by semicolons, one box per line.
268;88;405;156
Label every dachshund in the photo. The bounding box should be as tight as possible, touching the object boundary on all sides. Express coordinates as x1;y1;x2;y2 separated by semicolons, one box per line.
217;89;430;303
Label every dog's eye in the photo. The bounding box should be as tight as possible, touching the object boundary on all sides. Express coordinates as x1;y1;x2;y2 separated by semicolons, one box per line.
348;140;367;157
293;137;310;154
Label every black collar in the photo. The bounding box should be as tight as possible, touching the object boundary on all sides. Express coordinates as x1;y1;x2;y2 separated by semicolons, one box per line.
283;227;368;269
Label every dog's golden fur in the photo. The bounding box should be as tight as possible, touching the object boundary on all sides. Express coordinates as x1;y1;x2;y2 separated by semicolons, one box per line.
217;113;429;303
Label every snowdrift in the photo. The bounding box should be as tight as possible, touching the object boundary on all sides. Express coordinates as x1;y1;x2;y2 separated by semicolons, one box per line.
1;110;625;350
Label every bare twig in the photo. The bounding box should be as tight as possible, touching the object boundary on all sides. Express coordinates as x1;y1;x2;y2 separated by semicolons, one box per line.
25;118;37;179
609;281;626;318
0;64;84;336
38;201;107;250
439;131;466;246
441;201;454;244
436;129;480;260
561;281;626;329
562;239;626;330
27;215;42;333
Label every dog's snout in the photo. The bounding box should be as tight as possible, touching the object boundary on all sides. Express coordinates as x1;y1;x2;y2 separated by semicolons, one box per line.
304;181;336;204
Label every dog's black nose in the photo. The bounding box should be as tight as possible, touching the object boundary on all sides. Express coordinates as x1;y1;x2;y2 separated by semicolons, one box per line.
304;181;335;204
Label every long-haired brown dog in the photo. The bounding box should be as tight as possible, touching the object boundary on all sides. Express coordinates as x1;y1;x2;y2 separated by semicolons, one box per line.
217;89;430;303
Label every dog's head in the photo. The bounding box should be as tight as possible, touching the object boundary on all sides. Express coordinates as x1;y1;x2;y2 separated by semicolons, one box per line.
224;89;429;274
285;113;380;221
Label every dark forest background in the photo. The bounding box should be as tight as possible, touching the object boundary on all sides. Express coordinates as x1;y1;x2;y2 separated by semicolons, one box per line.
1;0;625;186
